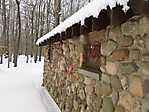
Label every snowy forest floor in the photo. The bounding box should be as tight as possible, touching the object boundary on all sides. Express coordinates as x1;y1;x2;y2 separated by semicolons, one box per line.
0;56;60;112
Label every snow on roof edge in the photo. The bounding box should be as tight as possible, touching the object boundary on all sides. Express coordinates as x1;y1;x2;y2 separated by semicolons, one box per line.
36;0;130;45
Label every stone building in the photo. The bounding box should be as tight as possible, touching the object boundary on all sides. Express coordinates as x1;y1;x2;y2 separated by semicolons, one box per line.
37;0;149;112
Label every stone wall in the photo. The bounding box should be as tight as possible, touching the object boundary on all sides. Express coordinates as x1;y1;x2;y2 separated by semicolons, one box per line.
43;16;149;112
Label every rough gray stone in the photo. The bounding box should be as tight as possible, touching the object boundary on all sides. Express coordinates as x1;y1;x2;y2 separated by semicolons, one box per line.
86;94;102;112
119;91;135;111
129;49;140;61
142;62;149;76
100;65;106;73
80;105;85;112
118;35;134;47
65;97;73;112
142;97;149;112
85;85;94;95
101;73;111;84
106;62;119;75
84;77;93;85
101;40;118;56
95;81;112;96
139;17;149;35
144;34;149;50
121;76;129;90
142;53;149;61
100;56;106;65
86;95;93;106
111;76;122;92
86;106;93;112
143;79;149;95
102;97;114;112
114;105;125;112
112;91;119;105
78;88;86;100
121;19;140;37
78;69;100;80
134;35;146;50
118;62;138;74
73;99;79;110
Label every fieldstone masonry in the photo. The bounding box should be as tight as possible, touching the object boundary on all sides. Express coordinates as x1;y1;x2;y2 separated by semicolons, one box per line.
43;16;149;112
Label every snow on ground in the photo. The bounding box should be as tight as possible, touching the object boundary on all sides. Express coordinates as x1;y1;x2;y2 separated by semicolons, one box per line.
0;56;60;112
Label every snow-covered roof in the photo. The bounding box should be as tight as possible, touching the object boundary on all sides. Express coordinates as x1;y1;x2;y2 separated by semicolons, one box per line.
36;0;130;45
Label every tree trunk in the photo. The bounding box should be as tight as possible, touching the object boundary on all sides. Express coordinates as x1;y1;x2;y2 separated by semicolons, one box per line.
39;47;42;61
34;2;41;63
53;0;61;27
7;0;11;68
14;0;21;67
30;4;37;58
0;0;6;64
0;55;3;64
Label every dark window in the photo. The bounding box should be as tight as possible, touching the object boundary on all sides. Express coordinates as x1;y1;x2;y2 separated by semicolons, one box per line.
81;40;101;73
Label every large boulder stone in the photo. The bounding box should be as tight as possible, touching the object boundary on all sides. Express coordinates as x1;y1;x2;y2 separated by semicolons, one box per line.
118;35;134;47
80;105;86;112
101;40;118;56
78;88;86;100
102;97;114;112
92;95;102;111
85;85;94;95
65;96;73;112
114;105;125;112
112;91;119;105
101;73;111;84
142;53;149;61
129;75;144;97
143;79;149;95
106;62;119;75
142;97;149;112
120;76;129;90
73;99;79;110
144;34;149;50
142;62;149;76
86;95;93;106
129;49;140;61
84;77;95;85
118;62;138;74
110;49;129;61
100;56;106;65
86;94;102;111
95;81;112;96
121;18;140;37
139;17;149;36
111;76;122;92
119;91;135;111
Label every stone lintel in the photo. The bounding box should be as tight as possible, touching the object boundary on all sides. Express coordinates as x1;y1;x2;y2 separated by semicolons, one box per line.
78;68;100;80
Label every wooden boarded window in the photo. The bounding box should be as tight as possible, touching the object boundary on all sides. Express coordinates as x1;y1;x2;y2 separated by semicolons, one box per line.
85;41;101;72
80;35;101;74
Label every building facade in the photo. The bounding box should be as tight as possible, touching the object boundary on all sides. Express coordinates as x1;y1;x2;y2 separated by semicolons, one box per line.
37;0;149;112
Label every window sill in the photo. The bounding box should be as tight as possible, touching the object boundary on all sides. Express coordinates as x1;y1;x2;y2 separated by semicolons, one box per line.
78;68;101;80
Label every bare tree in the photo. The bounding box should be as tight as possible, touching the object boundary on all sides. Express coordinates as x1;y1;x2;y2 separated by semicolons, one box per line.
0;0;90;67
13;0;21;67
0;0;7;64
52;0;61;27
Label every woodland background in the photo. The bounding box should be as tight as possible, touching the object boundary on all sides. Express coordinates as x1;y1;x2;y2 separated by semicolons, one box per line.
0;0;92;67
